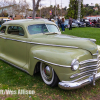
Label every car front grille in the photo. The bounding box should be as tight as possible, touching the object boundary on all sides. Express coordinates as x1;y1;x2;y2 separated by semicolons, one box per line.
79;59;98;71
70;56;100;81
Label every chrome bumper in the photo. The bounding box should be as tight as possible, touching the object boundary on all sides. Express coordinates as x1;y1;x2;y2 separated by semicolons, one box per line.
58;72;100;90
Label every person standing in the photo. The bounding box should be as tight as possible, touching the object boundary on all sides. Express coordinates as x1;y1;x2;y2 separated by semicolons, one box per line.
57;17;61;28
61;18;65;32
1;18;4;24
69;17;72;30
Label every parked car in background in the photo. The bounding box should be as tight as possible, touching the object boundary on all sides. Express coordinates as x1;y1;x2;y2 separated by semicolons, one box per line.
91;19;97;27
80;19;92;27
96;23;100;28
0;19;11;27
0;19;100;90
64;19;78;28
72;22;78;28
73;19;86;27
64;19;69;28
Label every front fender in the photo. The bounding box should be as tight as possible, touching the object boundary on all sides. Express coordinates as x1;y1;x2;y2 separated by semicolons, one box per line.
28;45;93;81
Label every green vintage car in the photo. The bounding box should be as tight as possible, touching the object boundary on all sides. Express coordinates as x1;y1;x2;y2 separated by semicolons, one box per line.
0;19;100;90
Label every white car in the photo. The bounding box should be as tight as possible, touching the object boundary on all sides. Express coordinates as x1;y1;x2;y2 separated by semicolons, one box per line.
72;22;78;28
64;19;78;28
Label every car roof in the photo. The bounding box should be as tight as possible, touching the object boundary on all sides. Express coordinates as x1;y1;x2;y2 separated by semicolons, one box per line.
2;19;55;26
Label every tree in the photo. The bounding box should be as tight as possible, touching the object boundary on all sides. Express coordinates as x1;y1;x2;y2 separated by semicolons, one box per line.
65;0;84;19
88;9;93;16
0;0;30;17
32;0;41;19
86;4;89;7
95;3;99;8
16;0;29;16
82;3;100;16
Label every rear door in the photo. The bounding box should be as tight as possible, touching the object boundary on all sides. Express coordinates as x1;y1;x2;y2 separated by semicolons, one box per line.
4;25;27;68
0;26;7;58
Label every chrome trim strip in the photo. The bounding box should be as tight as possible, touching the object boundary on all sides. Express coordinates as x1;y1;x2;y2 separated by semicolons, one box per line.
1;37;6;39
0;58;29;74
58;72;100;90
70;69;97;79
70;66;100;79
80;59;97;65
93;72;96;85
34;57;71;68
6;38;27;43
6;38;16;41
79;65;97;70
28;42;78;48
98;55;100;58
98;63;100;67
93;53;99;56
97;66;100;70
98;60;100;64
1;37;79;48
66;74;92;83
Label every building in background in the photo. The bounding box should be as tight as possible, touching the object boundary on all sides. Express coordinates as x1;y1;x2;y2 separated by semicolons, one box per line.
0;5;33;18
84;15;100;20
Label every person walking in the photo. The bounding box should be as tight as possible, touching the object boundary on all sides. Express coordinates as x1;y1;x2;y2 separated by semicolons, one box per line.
69;17;72;30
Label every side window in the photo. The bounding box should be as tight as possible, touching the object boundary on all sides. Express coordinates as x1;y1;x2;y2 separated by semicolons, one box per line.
0;26;6;33
28;24;49;34
7;26;24;36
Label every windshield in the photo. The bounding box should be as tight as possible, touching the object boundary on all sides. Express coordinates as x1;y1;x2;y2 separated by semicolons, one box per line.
46;24;59;33
28;24;59;34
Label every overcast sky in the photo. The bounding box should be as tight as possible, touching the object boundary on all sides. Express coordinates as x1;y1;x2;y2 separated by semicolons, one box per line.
27;0;100;8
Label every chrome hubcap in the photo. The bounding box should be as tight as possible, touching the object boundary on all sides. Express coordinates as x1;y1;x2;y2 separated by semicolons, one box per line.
40;62;54;84
44;66;51;76
40;62;54;85
43;65;53;81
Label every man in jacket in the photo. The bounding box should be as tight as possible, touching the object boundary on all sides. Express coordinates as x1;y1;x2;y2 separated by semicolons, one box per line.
69;17;72;30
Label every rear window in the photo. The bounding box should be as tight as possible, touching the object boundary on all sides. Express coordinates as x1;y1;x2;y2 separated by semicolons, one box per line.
0;26;6;33
7;26;24;36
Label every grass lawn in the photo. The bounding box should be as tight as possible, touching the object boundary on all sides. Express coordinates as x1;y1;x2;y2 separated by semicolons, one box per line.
62;27;100;45
0;27;100;100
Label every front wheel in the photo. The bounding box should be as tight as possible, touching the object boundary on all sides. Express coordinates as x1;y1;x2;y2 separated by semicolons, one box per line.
40;62;59;87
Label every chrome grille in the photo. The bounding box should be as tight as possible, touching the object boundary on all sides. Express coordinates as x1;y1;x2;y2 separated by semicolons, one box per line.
98;55;100;62
79;59;98;71
70;59;98;79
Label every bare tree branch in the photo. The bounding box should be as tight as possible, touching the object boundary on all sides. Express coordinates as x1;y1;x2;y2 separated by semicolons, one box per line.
32;0;41;19
35;0;41;10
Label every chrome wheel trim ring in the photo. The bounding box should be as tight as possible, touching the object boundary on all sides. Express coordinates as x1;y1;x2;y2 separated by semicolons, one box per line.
40;62;54;85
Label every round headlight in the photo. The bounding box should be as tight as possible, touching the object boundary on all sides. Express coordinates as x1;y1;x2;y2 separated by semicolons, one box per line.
71;59;79;71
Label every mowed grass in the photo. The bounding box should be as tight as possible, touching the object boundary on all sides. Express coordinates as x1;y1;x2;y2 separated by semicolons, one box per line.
63;27;100;45
0;27;100;100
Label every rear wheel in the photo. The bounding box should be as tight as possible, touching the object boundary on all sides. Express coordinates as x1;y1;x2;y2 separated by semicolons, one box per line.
40;62;59;87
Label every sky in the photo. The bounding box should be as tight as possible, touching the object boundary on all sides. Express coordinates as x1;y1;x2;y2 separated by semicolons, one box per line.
4;0;100;9
27;0;100;8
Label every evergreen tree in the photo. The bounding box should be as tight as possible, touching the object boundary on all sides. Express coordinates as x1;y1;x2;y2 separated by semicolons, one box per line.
65;0;84;19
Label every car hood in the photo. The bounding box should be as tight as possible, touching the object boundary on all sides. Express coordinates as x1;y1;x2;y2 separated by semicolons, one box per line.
31;34;97;54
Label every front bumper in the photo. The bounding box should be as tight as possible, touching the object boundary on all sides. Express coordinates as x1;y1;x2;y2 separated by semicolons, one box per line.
58;72;100;90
